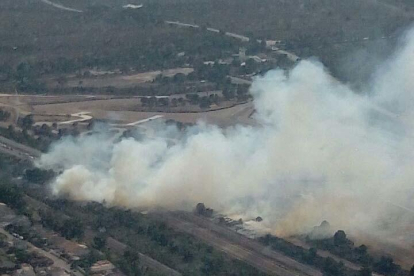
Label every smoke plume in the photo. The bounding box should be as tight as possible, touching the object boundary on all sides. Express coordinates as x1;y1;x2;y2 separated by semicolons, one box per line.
38;29;414;246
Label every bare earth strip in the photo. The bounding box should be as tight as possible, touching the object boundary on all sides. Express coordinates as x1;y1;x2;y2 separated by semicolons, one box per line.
156;212;322;276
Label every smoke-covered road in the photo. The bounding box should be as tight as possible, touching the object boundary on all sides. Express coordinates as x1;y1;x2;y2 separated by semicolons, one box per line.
39;0;83;12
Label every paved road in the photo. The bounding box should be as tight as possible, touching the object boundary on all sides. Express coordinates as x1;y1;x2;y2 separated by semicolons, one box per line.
39;0;83;12
0;136;41;160
165;19;399;59
156;212;322;276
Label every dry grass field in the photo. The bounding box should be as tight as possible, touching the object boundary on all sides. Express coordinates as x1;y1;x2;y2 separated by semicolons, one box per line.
0;93;255;127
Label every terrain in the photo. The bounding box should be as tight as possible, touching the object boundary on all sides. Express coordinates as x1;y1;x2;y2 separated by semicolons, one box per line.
1;0;414;276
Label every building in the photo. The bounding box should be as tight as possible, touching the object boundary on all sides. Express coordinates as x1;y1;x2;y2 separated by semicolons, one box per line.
12;264;35;276
90;261;115;275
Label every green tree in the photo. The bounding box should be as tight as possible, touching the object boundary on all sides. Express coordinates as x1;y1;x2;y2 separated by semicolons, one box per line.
0;180;26;211
374;257;400;275
61;218;84;240
92;235;107;250
201;254;224;275
323;257;344;276
333;230;347;246
20;115;34;130
359;267;372;276
119;250;141;276
0;109;11;121
24;168;54;184
305;247;317;264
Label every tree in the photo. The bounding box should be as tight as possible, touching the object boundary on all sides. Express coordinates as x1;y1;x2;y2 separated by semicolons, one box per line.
57;76;68;86
195;203;206;215
20;115;34;130
148;96;158;108
158;97;169;107
73;249;102;271
92;235;106;250
171;98;178;107
140;97;148;107
201;254;224;275
410;265;414;276
0;109;11;121
323;257;344;276
355;244;368;255
24;168;54;184
358;267;372;276
87;120;95;131
118;250;141;276
373;256;400;275
199;96;211;109
186;94;200;105
260;39;267;49
0;180;26;211
244;58;257;74
7;125;15;137
333;230;347;246
13;249;31;263
173;73;186;83
308;247;317;260
61;218;84;240
223;86;235;100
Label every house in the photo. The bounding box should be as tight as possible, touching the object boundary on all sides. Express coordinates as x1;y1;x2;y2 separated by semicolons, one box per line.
45;267;69;276
12;264;35;276
0;259;16;274
90;261;115;275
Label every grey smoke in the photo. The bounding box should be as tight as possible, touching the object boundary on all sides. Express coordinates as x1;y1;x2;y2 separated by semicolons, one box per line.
38;28;414;247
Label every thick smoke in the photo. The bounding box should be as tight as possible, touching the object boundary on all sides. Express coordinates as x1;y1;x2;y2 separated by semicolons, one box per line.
38;29;414;245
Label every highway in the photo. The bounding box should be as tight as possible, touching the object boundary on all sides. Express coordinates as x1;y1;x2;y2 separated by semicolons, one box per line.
156;212;322;276
39;0;83;12
0;136;41;161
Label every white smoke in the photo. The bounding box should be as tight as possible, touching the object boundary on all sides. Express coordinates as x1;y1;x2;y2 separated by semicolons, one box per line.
38;29;414;244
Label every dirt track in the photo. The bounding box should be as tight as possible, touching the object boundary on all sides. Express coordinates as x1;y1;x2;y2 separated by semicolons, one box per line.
156;212;322;276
